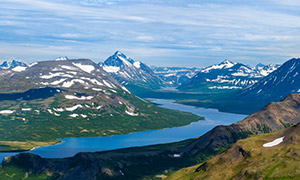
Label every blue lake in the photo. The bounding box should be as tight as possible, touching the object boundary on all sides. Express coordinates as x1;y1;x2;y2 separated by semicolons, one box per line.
0;99;247;161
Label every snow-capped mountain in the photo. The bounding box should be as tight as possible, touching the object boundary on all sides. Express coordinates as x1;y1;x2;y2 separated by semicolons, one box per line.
99;51;164;89
0;58;199;144
1;59;127;93
152;66;200;86
0;59;27;69
0;58;144;118
178;60;280;92
55;56;69;61
239;58;300;101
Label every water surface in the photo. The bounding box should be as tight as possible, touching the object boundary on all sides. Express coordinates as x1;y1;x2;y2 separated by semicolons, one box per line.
0;99;247;161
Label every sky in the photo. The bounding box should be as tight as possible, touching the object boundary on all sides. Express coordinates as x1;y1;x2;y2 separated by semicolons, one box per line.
0;0;300;67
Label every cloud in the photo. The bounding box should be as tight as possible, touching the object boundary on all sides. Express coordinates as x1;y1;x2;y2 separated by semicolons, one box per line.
55;33;82;38
136;36;155;42
0;0;299;66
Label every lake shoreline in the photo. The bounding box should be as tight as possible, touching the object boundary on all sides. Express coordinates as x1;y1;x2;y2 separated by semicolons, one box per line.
0;99;246;161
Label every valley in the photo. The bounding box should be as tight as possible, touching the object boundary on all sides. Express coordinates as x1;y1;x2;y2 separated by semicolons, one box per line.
1;56;300;179
0;99;246;161
1;1;299;179
1;92;300;179
0;58;201;152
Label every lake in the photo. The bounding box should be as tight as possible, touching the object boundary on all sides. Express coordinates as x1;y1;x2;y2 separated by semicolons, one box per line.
0;99;247;161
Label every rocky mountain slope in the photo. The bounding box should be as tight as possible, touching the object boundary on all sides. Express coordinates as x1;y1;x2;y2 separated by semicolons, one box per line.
167;122;300;180
152;66;200;86
239;58;300;101
0;58;200;150
0;59;27;69
178;60;279;92
1;94;300;179
99;51;164;89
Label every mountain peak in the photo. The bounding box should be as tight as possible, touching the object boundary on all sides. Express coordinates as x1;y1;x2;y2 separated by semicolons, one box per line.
200;59;236;73
221;59;235;65
101;51;164;89
55;56;69;61
256;63;265;67
0;59;27;69
114;51;123;55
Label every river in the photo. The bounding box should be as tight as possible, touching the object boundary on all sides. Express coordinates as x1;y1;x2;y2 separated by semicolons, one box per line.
0;99;247;161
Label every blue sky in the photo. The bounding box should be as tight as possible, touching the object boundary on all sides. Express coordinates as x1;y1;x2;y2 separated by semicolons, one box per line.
0;0;300;67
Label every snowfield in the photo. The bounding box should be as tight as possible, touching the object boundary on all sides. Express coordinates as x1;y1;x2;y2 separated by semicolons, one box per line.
263;136;284;147
12;66;27;72
0;110;15;114
103;66;120;73
65;95;94;100
66;104;83;111
125;110;139;116
72;63;95;73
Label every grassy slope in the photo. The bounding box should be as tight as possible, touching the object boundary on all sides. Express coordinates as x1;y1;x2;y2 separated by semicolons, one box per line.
167;126;300;180
0;91;201;151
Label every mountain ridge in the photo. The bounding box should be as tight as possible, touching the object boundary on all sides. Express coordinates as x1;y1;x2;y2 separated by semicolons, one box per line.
178;59;280;92
167;122;300;180
99;51;165;89
239;58;300;101
0;59;27;69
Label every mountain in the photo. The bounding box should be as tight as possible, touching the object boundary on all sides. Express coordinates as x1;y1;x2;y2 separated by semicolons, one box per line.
1;94;300;179
99;51;165;89
167;122;300;180
239;58;300;101
152;66;200;86
0;58;200;151
0;59;27;69
55;56;69;61
178;60;279;92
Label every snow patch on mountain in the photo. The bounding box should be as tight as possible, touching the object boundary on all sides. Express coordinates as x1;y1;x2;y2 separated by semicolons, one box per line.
133;61;141;68
103;66;120;73
12;66;27;72
263;137;284;147
72;63;95;73
55;56;69;61
65;95;94;100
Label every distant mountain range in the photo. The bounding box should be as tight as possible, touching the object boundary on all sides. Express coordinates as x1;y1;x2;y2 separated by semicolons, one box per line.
99;51;164;89
152;66;200;86
0;59;27;69
178;60;280;92
239;58;300;101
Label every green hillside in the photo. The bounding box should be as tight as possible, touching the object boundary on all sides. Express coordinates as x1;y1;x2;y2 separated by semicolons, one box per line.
167;123;300;180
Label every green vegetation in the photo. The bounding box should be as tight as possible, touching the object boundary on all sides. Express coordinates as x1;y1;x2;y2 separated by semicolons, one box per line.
0;165;54;180
0;141;59;152
167;125;300;180
0;91;202;151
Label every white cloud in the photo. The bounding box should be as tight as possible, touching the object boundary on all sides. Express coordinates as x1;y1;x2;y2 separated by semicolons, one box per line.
55;33;82;38
136;36;155;41
0;0;300;66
